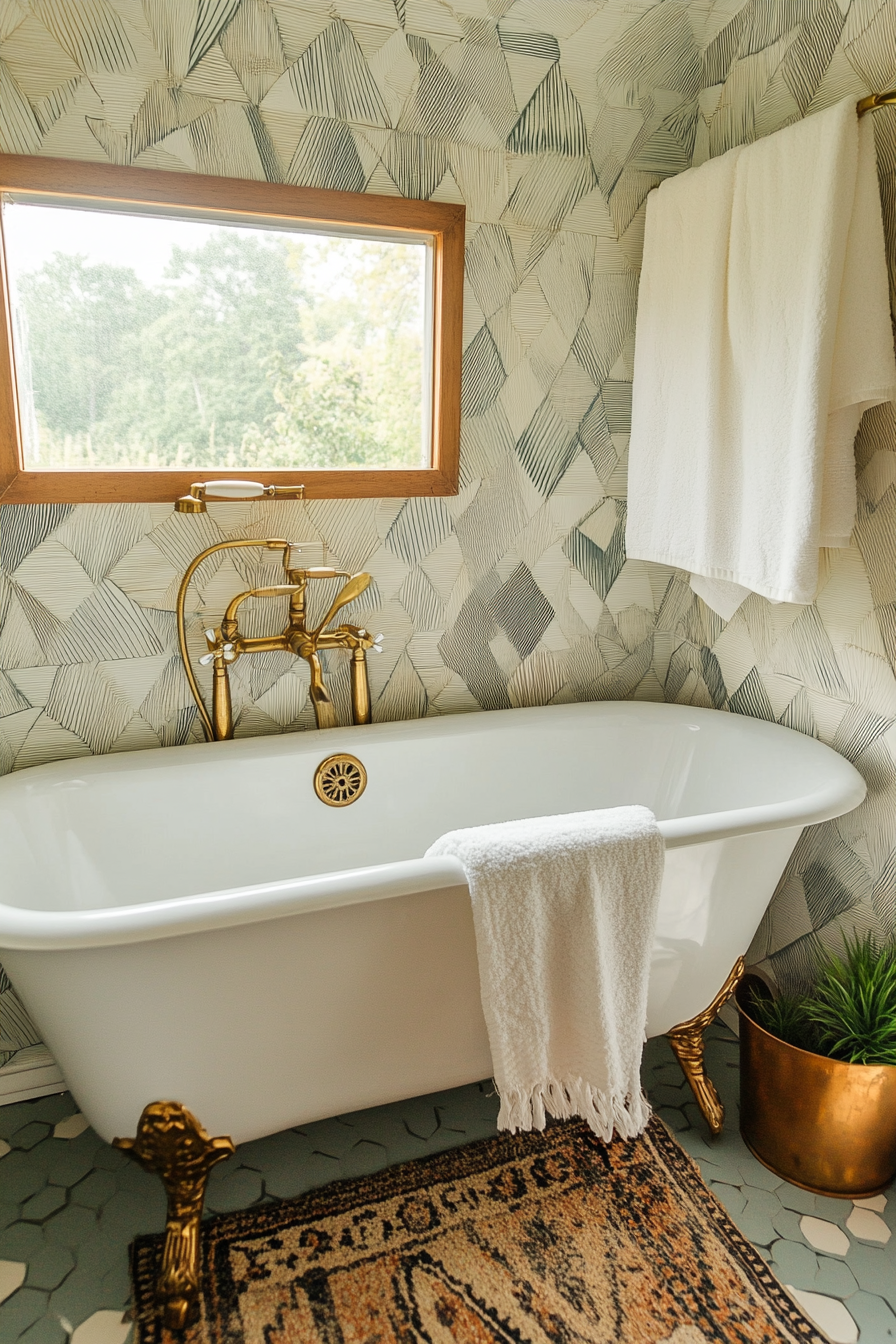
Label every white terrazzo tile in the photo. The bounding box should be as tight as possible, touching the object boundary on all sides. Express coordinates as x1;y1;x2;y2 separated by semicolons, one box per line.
852;1193;887;1212
786;1287;858;1344
799;1215;850;1255
70;1311;132;1344
846;1206;892;1244
53;1112;90;1140
0;1260;26;1304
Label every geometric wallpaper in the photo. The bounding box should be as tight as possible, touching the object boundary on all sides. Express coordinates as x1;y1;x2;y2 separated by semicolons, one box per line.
1;0;896;1063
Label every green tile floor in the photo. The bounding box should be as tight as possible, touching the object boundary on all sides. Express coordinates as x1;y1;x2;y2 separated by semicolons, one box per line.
0;1023;893;1343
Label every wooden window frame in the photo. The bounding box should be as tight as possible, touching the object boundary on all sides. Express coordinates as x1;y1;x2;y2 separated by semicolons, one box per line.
0;154;464;504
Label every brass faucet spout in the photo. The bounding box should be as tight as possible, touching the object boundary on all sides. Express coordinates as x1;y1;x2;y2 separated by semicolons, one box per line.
223;583;305;626
307;652;339;730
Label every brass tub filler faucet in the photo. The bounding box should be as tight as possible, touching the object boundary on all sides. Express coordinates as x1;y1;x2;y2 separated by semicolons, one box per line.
176;535;382;739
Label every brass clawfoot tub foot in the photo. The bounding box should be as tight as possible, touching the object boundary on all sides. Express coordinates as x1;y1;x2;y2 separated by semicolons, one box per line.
666;957;746;1136
114;1102;234;1330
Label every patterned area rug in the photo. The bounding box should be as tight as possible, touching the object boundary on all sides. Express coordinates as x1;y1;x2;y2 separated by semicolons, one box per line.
131;1118;824;1344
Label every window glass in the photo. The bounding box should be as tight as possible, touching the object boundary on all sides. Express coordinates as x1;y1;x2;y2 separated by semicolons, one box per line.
2;198;430;473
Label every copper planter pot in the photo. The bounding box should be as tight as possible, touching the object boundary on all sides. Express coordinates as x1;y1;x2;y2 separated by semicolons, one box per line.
736;980;896;1198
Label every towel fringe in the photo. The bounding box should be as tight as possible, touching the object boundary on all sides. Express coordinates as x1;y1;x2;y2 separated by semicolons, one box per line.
496;1077;652;1143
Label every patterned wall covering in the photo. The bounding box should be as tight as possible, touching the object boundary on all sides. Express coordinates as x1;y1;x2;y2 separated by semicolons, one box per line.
0;0;895;1060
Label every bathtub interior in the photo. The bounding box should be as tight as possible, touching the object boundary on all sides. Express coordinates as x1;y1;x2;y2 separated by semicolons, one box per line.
0;702;851;913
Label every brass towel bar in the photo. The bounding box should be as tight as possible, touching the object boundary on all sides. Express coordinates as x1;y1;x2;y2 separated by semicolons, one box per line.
858;89;896;117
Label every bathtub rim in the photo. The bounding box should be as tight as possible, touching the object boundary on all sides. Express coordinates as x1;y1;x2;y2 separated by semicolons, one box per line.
0;792;864;952
0;701;866;951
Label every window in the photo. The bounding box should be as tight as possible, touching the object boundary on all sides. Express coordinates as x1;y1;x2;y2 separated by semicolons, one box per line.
0;155;464;503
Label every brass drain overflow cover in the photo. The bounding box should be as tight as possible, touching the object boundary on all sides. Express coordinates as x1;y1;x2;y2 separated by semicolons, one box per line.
314;753;367;807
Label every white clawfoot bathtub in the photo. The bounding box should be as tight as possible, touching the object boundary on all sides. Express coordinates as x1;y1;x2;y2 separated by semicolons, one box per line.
0;701;864;1145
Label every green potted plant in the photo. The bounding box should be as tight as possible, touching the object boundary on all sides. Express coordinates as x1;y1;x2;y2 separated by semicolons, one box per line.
736;934;896;1197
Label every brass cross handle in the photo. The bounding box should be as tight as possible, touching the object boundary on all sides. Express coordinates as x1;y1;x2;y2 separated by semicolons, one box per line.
199;629;237;666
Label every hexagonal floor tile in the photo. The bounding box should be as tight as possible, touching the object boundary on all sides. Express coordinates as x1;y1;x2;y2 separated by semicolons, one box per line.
853;1194;887;1212
800;1215;850;1256
69;1311;131;1344
52;1116;90;1142
0;1261;27;1305
786;1288;858;1344
847;1207;891;1244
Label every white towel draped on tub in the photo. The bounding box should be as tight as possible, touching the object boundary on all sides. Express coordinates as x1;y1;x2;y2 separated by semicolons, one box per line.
426;806;664;1142
625;96;896;619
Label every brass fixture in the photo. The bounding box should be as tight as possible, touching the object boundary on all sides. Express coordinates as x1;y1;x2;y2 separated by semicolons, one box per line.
666;956;745;1136
176;538;382;740
114;1101;234;1330
857;88;896;117
175;480;306;513
737;977;896;1197
314;753;368;806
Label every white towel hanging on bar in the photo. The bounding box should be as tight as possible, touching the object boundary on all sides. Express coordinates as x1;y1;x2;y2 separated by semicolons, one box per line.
625;96;896;619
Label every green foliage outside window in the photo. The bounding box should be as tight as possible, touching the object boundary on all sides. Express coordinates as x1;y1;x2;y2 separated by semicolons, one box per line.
14;228;426;471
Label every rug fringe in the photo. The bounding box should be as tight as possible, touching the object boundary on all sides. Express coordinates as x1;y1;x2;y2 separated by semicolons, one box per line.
496;1077;651;1142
